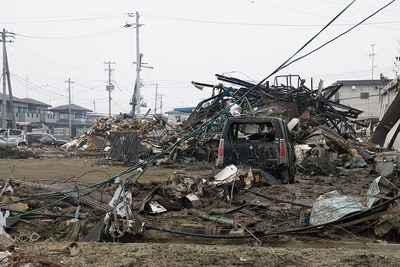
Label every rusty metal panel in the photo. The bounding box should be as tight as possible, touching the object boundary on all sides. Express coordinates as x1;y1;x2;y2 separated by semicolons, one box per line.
109;131;139;163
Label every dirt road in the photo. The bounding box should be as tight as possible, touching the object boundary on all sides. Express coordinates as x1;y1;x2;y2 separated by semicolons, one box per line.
12;240;400;266
1;151;400;266
0;156;212;184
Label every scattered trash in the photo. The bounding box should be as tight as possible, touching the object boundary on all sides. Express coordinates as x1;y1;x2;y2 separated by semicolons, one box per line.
2;73;400;246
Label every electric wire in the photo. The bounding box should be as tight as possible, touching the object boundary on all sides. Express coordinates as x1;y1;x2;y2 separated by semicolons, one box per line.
143;13;400;28
279;0;397;73
2;14;123;24
12;39;104;70
15;27;125;40
6;1;393;225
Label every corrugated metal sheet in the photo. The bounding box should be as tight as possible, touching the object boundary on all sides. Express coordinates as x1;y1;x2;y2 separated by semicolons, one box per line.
371;88;400;146
384;118;400;150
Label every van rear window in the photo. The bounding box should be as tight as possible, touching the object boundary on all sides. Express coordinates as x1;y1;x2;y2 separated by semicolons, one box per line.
230;122;277;141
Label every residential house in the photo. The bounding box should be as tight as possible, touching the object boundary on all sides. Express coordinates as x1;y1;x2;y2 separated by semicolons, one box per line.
371;75;400;148
49;104;93;138
378;75;400;120
1;93;95;138
0;94;56;130
335;79;389;119
165;107;195;126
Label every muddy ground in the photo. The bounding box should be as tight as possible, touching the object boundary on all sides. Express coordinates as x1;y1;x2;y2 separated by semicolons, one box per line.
1;148;400;266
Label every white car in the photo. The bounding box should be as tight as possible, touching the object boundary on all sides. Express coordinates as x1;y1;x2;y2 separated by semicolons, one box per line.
0;129;27;148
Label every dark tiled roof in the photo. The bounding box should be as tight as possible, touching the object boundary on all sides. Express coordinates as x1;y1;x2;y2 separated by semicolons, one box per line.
0;94;51;107
49;104;92;112
336;79;388;87
19;98;51;107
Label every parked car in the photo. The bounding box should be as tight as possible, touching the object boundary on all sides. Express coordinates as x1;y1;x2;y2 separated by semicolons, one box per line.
0;137;8;147
0;129;27;148
216;116;295;183
25;133;68;147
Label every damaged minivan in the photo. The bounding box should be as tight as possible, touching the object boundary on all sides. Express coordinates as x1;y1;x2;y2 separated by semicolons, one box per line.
216;116;295;183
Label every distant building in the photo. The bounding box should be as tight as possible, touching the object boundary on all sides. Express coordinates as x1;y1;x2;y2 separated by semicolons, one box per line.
49;104;93;138
334;79;388;119
379;75;400;119
371;75;400;148
165;107;196;125
0;94;56;129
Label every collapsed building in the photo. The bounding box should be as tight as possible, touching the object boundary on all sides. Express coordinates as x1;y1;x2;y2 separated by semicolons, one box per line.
1;74;400;252
65;74;372;168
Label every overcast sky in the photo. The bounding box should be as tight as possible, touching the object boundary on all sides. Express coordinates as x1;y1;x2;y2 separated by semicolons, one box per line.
1;0;399;115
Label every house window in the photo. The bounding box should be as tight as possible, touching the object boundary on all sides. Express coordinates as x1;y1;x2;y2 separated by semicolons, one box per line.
74;113;85;119
59;113;69;119
360;92;369;99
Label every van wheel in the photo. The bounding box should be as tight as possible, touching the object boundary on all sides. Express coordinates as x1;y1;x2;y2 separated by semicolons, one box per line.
279;167;294;184
17;142;27;148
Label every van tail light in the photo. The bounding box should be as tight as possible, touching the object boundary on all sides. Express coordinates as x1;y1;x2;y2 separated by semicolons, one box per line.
216;138;224;166
279;138;287;163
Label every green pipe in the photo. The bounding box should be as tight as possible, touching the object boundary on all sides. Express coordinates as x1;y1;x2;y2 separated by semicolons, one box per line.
199;215;238;231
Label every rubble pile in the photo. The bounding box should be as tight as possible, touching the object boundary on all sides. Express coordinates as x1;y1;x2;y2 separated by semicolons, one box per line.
64;116;167;151
0;146;39;159
61;74;377;171
2;162;400;248
3;73;400;262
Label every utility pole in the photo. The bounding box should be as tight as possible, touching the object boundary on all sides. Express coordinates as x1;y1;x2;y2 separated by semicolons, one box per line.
93;100;96;114
5;46;16;129
154;83;158;114
2;29;7;129
125;12;144;118
104;61;115;117
135;12;141;118
1;28;15;129
65;78;74;138
369;44;377;80
159;94;163;114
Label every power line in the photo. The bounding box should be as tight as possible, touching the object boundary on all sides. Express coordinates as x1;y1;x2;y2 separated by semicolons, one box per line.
1;14;123;24
15;27;125;40
142;13;400;27
11;73;65;97
12;40;103;69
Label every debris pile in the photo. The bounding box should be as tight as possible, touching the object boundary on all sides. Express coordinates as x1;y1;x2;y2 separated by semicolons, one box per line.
63;116;167;151
2;161;400;247
2;73;400;258
61;74;379;174
0;146;39;159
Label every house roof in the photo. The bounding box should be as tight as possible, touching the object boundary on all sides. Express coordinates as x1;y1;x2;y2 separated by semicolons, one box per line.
335;79;388;87
165;107;196;114
49;104;92;112
173;107;196;113
0;94;51;107
19;98;51;107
